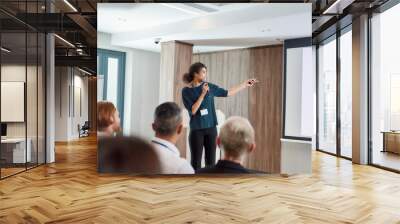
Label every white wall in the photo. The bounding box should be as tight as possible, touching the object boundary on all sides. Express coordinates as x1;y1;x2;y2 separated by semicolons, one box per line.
1;65;40;137
54;66;69;141
54;67;89;141
72;73;89;138
98;32;161;139
130;49;161;139
311;45;317;150
285;46;315;139
1;65;26;136
285;48;303;136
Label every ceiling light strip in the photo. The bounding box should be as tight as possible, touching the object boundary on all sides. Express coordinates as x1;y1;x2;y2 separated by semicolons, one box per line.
1;47;11;53
54;34;75;48
322;0;354;15
78;67;93;76
63;0;78;12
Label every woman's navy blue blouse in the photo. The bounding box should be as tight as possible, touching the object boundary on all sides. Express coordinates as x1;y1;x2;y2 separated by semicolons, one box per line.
182;82;228;130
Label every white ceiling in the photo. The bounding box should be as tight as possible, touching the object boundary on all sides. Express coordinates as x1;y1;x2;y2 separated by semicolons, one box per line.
98;3;311;53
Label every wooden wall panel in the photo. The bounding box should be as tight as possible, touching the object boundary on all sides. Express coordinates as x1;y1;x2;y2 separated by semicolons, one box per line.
160;41;193;158
88;77;97;132
193;49;250;119
176;127;187;158
248;45;283;173
173;42;193;108
192;45;283;173
351;15;369;164
352;16;361;164
159;42;176;104
174;43;192;158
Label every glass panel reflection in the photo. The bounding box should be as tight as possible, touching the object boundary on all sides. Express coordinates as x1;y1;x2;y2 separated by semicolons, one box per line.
318;37;337;154
1;31;27;177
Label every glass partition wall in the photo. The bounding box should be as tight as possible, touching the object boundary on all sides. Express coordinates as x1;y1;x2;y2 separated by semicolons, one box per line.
316;0;400;172
317;35;337;155
339;27;352;159
316;26;352;159
0;3;46;179
370;2;400;172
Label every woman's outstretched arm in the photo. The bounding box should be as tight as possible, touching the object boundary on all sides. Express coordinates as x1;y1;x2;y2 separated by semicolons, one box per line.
227;78;258;96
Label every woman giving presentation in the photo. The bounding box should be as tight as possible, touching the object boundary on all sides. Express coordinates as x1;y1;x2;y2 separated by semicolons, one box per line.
182;62;258;170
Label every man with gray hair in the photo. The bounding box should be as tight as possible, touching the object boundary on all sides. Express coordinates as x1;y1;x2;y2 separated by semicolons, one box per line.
197;116;260;174
151;102;194;174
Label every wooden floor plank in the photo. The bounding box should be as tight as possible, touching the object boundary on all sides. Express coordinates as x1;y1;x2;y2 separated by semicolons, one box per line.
0;135;399;223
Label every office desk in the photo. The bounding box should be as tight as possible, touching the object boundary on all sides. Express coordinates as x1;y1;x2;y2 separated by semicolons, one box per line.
1;138;31;164
382;131;400;154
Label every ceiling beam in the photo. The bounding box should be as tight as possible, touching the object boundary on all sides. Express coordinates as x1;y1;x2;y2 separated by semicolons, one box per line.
67;13;97;45
55;55;96;71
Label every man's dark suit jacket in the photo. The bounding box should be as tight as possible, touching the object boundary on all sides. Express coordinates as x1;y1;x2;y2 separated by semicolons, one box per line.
196;160;263;174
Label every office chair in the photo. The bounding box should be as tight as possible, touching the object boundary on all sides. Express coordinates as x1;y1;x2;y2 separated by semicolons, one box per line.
78;121;90;138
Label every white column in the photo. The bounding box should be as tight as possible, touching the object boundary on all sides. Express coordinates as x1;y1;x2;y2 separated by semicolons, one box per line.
46;32;55;163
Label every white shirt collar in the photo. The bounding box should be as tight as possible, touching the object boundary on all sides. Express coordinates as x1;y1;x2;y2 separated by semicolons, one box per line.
152;137;180;157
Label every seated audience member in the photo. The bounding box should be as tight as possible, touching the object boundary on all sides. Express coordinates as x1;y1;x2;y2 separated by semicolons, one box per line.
151;102;194;174
97;101;121;137
98;136;161;174
196;116;261;174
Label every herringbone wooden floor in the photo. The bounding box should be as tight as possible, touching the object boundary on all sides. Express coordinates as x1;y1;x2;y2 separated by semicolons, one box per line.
1;135;400;224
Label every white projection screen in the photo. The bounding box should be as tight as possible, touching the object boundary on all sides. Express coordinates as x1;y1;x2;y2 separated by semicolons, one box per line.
283;38;315;140
1;82;25;122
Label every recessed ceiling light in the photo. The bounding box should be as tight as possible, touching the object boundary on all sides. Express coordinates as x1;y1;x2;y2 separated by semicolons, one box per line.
78;67;92;76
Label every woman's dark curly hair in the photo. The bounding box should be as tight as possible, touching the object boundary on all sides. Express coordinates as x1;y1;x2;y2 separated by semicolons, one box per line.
182;62;207;83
